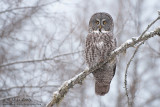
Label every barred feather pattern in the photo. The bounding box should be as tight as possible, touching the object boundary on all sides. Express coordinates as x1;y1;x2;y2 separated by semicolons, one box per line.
85;32;116;95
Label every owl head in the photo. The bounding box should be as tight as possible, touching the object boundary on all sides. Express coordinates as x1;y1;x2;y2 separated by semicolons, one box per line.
88;12;114;33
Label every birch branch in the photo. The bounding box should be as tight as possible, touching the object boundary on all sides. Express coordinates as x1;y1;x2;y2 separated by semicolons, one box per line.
124;42;142;107
0;50;82;68
46;26;160;107
124;15;160;107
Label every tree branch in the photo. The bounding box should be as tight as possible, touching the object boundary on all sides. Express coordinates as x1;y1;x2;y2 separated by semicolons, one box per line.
0;50;82;68
0;0;59;14
0;85;59;92
124;15;160;107
46;26;160;107
124;42;142;107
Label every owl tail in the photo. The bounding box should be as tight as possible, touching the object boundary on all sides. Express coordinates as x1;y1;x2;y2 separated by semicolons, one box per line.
95;81;110;96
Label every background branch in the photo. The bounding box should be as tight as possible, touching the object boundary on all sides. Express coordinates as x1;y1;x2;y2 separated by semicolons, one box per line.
0;0;59;14
124;15;160;107
124;42;142;107
0;50;83;68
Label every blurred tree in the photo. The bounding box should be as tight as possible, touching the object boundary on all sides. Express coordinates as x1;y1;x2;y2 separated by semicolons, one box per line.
0;0;160;107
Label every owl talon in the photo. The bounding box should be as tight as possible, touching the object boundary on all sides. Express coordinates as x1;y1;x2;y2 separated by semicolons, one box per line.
99;59;104;63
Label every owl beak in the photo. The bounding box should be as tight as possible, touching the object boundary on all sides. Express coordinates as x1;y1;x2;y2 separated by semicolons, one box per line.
99;25;102;32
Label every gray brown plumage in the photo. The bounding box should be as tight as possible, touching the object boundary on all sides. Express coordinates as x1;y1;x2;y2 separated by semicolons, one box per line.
85;12;116;95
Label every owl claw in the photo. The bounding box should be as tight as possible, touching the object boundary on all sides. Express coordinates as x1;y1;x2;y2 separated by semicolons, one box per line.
99;59;104;63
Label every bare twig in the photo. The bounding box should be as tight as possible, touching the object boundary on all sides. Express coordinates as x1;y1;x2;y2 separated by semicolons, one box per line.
124;42;143;107
46;27;160;107
138;15;160;40
0;50;83;68
0;0;59;14
124;14;160;107
0;85;59;92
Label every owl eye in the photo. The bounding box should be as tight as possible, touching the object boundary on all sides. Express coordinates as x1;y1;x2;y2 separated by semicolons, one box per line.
96;21;99;24
103;21;106;25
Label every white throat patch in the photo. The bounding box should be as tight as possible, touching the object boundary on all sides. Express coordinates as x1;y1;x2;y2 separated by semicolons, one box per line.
93;30;109;33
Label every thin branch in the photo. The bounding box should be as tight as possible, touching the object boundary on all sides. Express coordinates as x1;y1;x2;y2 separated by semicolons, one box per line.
124;14;160;107
124;42;143;107
0;85;59;92
139;16;160;40
140;95;160;106
0;0;59;14
0;50;83;68
46;27;160;107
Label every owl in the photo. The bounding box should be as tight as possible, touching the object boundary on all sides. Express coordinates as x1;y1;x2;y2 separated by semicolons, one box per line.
85;12;116;95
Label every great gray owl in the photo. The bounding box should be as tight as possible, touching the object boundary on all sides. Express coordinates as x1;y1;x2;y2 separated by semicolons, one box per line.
85;12;116;95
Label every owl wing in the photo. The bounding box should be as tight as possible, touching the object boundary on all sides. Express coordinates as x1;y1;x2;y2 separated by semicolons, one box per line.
113;38;117;76
114;38;117;49
85;33;102;67
85;33;92;67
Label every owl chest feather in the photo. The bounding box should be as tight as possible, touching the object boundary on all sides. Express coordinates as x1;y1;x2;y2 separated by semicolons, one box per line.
96;37;104;50
96;41;104;50
85;32;115;67
93;33;113;52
